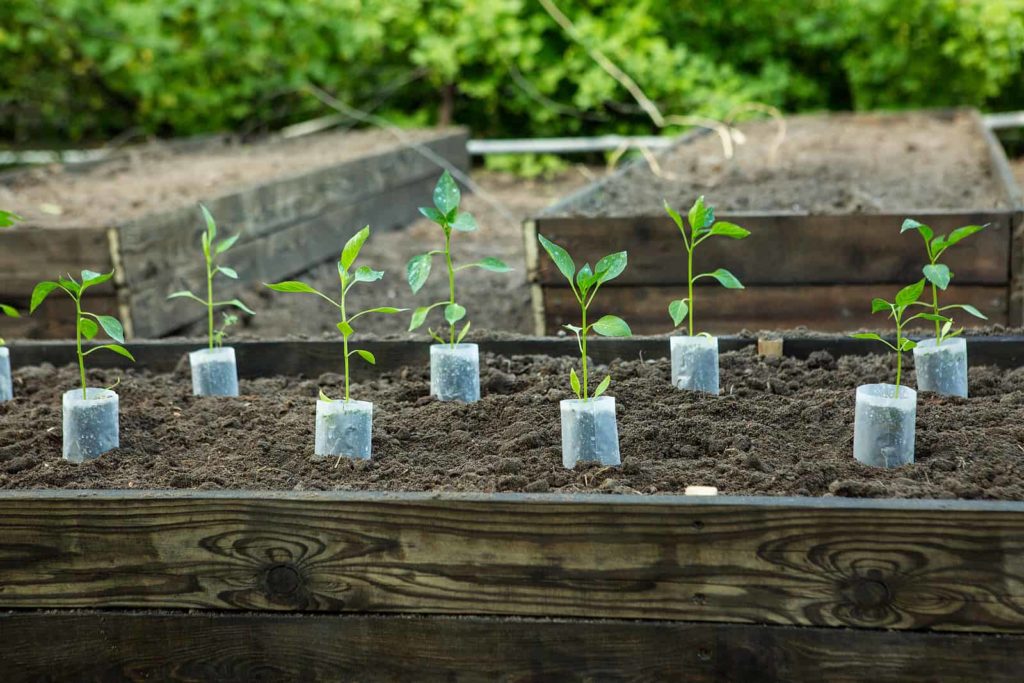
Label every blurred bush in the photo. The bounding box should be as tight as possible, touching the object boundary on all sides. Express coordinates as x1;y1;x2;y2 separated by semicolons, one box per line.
1;0;1021;143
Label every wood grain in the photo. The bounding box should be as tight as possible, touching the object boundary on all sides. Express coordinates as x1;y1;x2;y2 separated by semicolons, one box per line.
531;212;1012;287
541;284;1008;334
0;226;114;294
1;491;1024;633
2;611;1023;683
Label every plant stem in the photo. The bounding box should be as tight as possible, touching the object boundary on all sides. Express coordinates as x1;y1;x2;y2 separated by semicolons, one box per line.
894;320;903;399
581;304;588;399
931;281;941;343
341;280;349;402
445;230;456;346
206;251;215;351
687;244;694;336
75;296;86;400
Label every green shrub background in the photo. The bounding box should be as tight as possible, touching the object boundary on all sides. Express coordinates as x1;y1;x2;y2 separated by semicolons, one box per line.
2;0;1022;143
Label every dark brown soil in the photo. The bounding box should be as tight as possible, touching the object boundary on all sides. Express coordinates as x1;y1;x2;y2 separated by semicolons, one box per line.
0;128;452;228
549;110;1010;216
3;347;1023;500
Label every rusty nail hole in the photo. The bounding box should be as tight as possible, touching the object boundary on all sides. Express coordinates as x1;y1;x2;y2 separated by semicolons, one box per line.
265;563;302;597
692;520;705;530
691;592;707;605
696;647;712;662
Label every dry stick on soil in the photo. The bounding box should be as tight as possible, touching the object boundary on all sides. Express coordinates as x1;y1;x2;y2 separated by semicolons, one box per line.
900;218;989;343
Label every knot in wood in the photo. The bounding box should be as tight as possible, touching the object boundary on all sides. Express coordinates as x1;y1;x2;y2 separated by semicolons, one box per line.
849;578;891;609
264;563;302;598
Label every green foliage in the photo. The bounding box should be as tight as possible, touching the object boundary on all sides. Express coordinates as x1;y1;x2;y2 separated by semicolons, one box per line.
664;197;749;336
406;171;510;345
265;226;405;401
537;233;630;400
30;270;135;398
851;279;952;396
167;204;254;350
901;218;988;343
3;0;1021;144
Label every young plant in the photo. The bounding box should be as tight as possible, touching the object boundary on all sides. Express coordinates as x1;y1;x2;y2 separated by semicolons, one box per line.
30;270;135;399
851;279;952;397
901;218;988;343
266;226;405;401
212;312;238;348
406;171;511;345
0;209;21;344
537;234;630;400
664;197;749;335
168;205;254;349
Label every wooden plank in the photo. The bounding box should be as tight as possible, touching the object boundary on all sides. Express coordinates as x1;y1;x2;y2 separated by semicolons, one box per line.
0;226;114;294
115;131;469;289
1;490;1024;632
126;172;441;337
532;212;1012;287
1;293;120;340
542;284;1008;335
2;611;1023;683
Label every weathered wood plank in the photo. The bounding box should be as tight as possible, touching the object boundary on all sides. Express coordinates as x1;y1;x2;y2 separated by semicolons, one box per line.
541;284;1008;334
1;491;1024;632
127;172;442;337
115;131;469;289
0;226;114;294
2;611;1023;683
531;212;1012;287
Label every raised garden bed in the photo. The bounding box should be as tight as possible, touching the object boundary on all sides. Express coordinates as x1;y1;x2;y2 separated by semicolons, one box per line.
0;127;469;339
2;336;1024;680
526;109;1024;334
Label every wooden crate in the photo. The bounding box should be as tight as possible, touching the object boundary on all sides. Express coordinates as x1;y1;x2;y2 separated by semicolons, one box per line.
3;337;1024;681
527;110;1024;335
0;129;469;339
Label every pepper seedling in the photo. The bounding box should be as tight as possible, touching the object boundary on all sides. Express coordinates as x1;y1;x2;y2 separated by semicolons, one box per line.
901;218;987;343
266;226;405;401
663;197;749;335
0;210;21;345
212;312;238;349
168;205;254;348
30;270;135;399
851;279;952;397
537;234;631;399
406;171;511;345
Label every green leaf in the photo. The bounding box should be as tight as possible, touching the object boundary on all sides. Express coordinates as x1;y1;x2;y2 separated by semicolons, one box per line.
569;367;581;398
457;320;471;343
58;277;81;296
593;375;611;398
264;281;321;295
851;333;887;343
0;210;22;228
92;344;135;362
595;251;627;284
0;303;18;318
353;266;384;283
199;204;217;241
708;221;750;239
337;321;354;338
901;218;933;242
360;306;403;315
80;269;107;285
223;299;255;315
318;388;334;403
341;226;370;271
217;266;239;279
915;312;951;324
900;338;917;351
201;231;211;260
467;257;512;272
409;305;434;331
407;253;433;293
444;303;466;325
669;299;689;327
451;212;478;232
537;234;575;284
871;298;892;314
895;279;926;307
575;263;595;293
216;233;241;254
30;281;61;312
168;290;206;305
688;196;714;232
433;171;460;215
943;303;987;320
94;315;125;343
78;318;99;340
592;315;631;337
663;200;685;234
418;206;446;223
922;263;951;290
942;224;985;249
354;349;375;365
700;268;744;289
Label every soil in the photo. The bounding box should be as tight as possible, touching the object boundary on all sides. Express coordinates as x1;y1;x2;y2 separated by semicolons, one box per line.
548;110;1010;217
0;128;453;228
202;167;601;338
3;346;1024;500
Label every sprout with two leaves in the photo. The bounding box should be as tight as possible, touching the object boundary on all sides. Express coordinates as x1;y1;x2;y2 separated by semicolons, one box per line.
266;226;405;402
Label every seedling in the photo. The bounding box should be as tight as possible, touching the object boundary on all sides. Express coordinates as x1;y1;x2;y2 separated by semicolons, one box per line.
266;226;405;401
406;171;511;345
537;234;630;399
901;218;987;343
212;312;238;348
663;197;749;335
30;270;135;399
0;210;21;345
851;279;952;397
168;205;254;349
